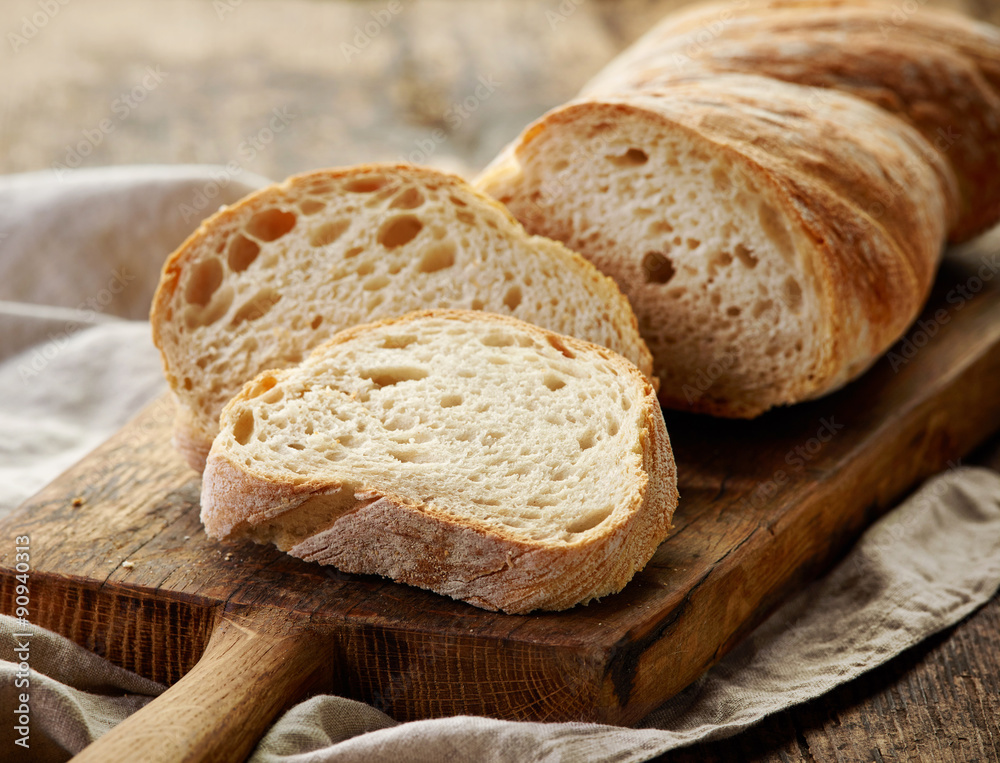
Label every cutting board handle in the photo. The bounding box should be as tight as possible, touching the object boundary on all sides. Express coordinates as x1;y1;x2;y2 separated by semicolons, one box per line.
72;608;333;763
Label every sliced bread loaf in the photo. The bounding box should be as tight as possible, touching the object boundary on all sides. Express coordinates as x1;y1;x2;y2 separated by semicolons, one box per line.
150;164;651;471
200;310;678;614
476;74;955;418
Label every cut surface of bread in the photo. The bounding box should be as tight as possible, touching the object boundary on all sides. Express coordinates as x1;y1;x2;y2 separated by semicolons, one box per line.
200;311;678;614
150;164;651;471
476;75;953;417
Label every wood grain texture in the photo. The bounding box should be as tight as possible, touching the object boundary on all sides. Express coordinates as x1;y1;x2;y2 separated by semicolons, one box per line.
73;609;335;763
660;434;1000;763
0;241;998;750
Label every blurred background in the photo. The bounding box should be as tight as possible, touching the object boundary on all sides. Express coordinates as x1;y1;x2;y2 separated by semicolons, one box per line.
4;0;997;183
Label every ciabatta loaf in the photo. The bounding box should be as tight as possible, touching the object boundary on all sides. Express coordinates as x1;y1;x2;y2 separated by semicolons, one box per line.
200;311;677;614
150;164;651;471
477;74;956;417
476;0;1000;418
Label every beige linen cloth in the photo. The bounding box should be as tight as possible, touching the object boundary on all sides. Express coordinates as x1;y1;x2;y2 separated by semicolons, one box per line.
1;167;999;762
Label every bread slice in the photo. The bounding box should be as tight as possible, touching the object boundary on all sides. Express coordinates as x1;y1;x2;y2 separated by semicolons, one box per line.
150;164;652;471
476;75;955;418
200;310;677;614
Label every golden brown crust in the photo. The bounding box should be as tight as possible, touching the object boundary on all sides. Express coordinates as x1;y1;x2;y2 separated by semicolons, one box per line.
200;310;678;613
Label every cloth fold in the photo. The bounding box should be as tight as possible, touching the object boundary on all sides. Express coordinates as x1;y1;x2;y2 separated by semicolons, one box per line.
0;166;998;762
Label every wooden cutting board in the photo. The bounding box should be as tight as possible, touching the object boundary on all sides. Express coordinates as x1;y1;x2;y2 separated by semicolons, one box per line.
2;241;999;761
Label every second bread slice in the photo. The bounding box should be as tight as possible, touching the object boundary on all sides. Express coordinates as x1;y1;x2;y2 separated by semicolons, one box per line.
200;311;678;614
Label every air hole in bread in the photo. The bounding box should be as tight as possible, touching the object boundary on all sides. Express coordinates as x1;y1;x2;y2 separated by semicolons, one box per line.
711;165;729;192
607;147;648;167
344;246;364;259
183;377;193;390
440;394;462;408
546;335;575;359
418;241;456;273
233;409;255;445
299;198;325;215
686;238;701;250
390;187;425;210
310;316;323;330
378;215;424;248
247;375;278;398
183;285;233;329
383;334;416;349
309;219;350;247
448;194;468;208
607;418;619;437
185;257;224;306
753;298;774;318
649;219;674;235
226;233;260;273
363;275;390;291
734;243;758;268
231;288;281;327
642;251;675;284
481;333;515;347
758;202;794;263
287;443;305;451
262;386;284;404
344;176;387;193
544;373;566;392
246;208;297;242
783;276;803;312
504;286;522;311
566;509;611;534
362;366;429;388
470;299;484;311
578;431;596;451
455;209;476;225
707;251;733;278
726;306;741;317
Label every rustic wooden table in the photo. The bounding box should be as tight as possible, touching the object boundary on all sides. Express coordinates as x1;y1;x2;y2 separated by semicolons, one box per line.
3;0;999;759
